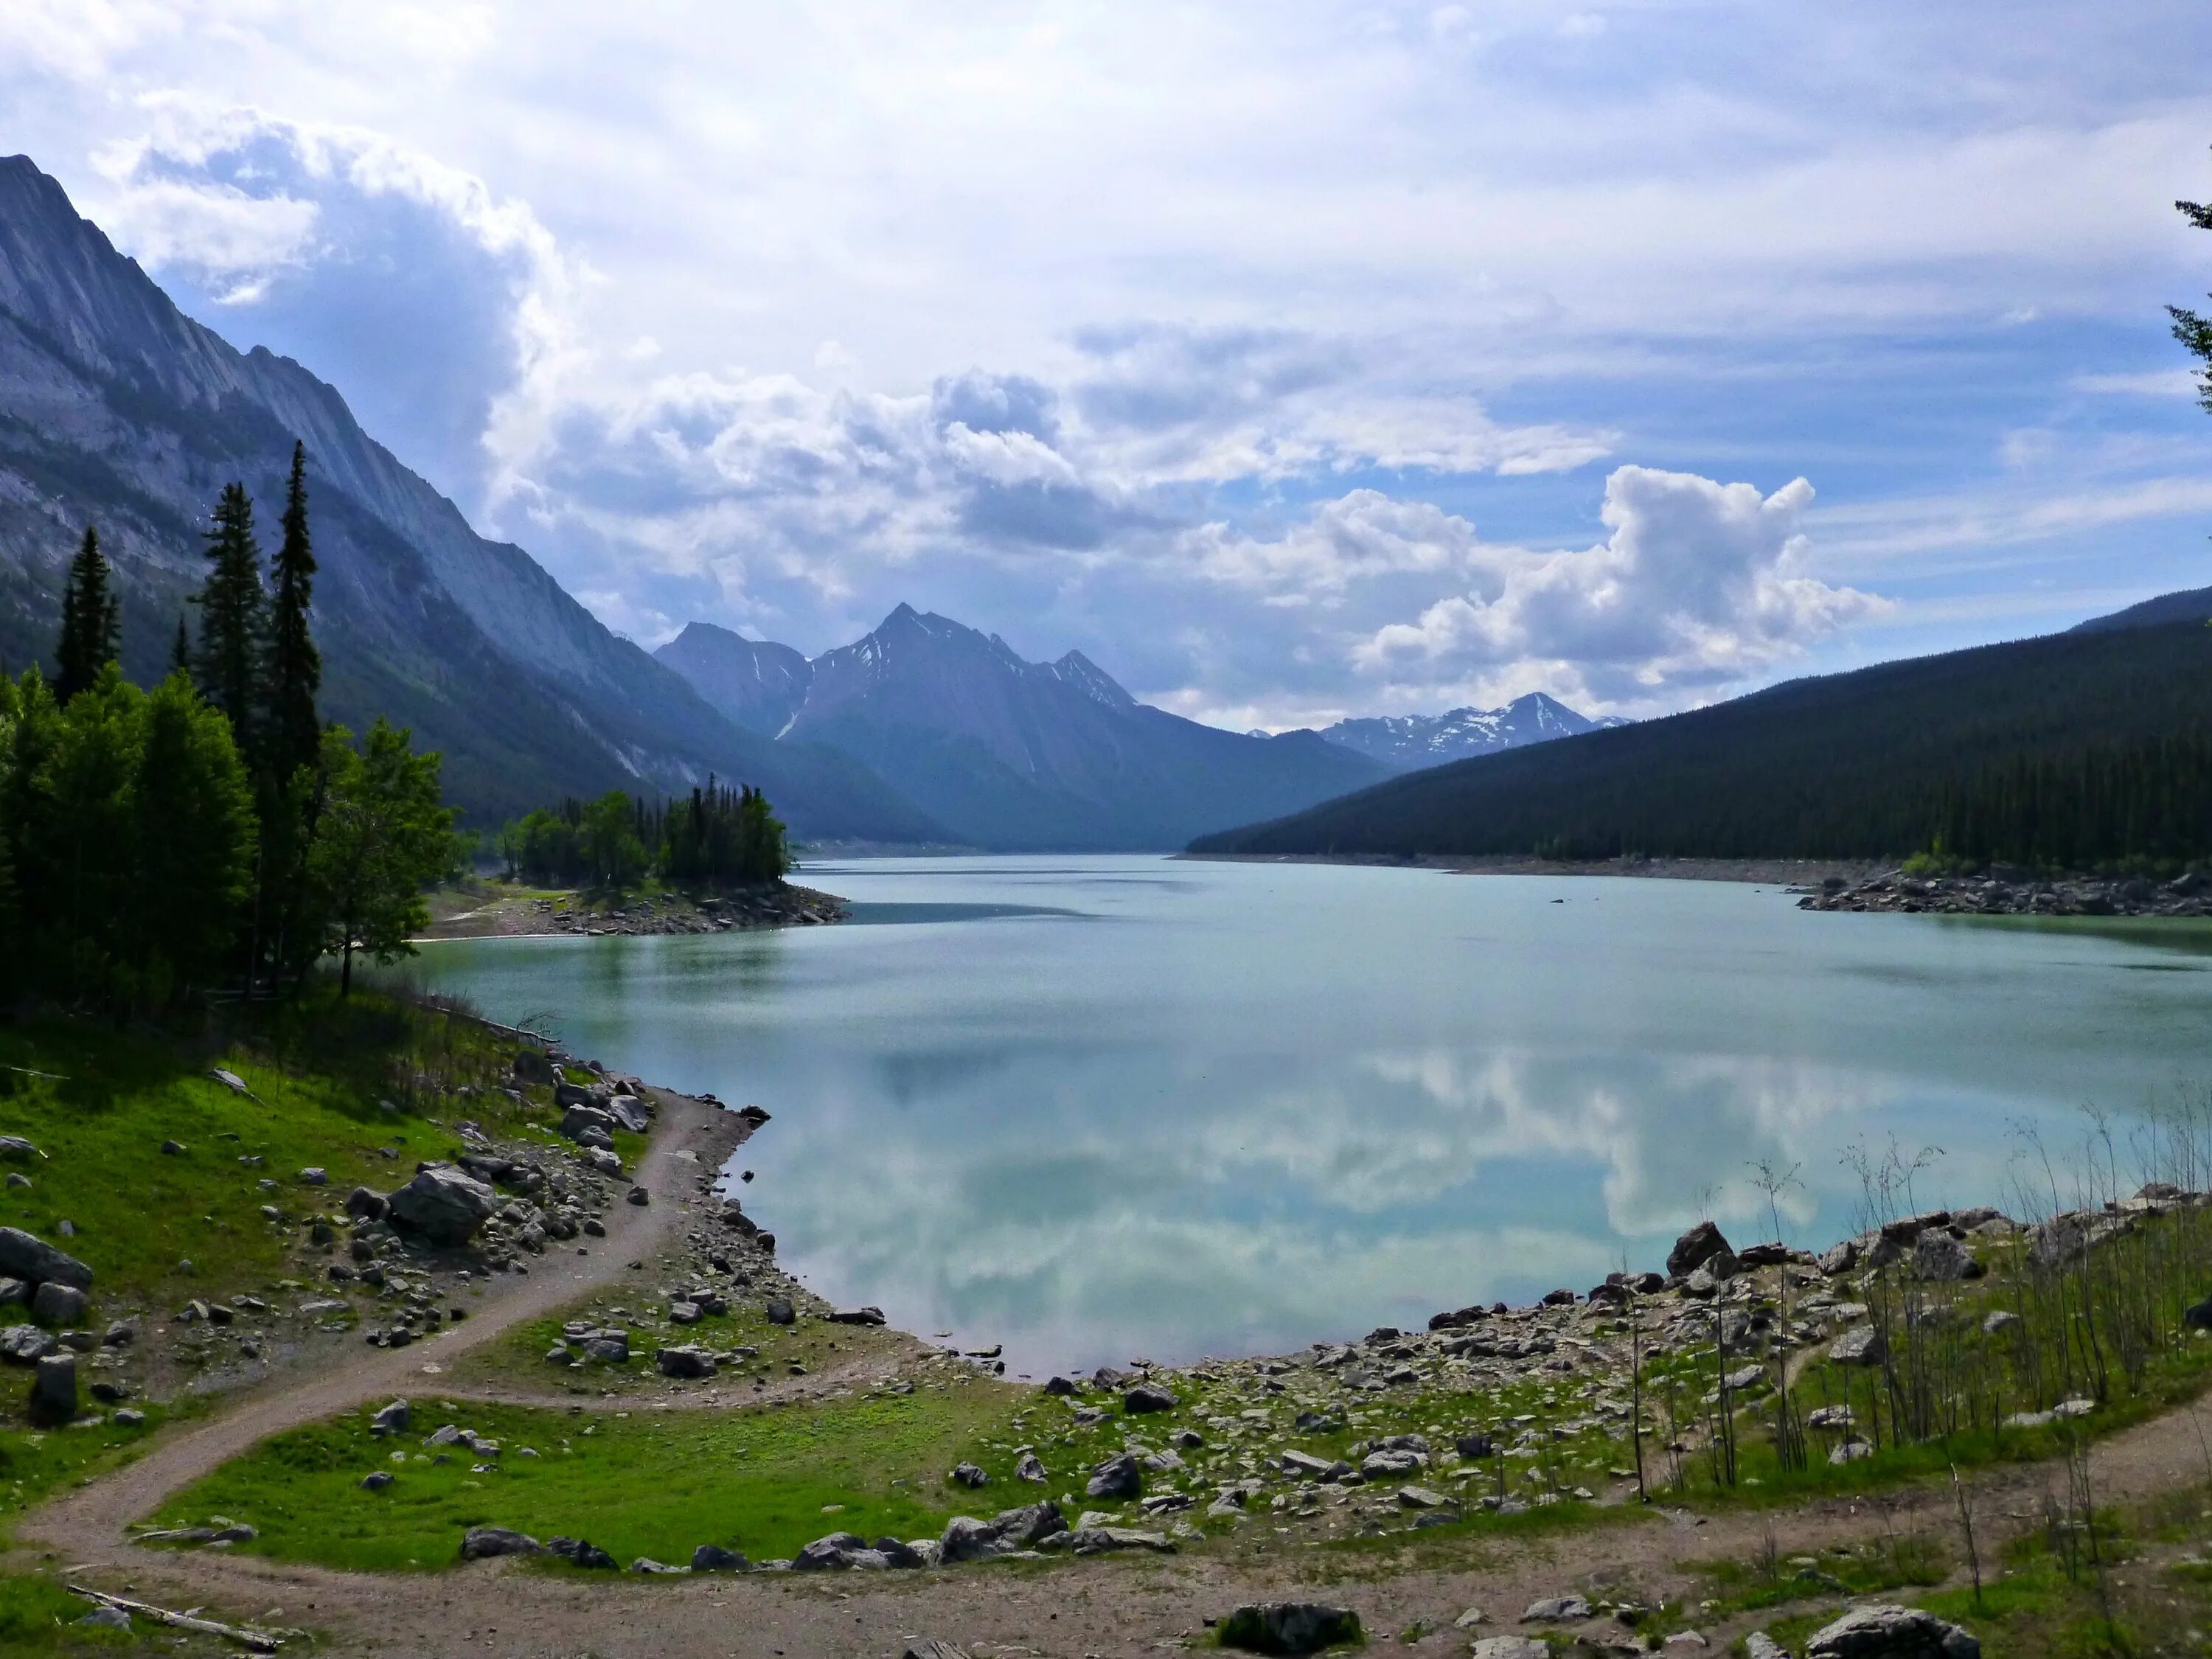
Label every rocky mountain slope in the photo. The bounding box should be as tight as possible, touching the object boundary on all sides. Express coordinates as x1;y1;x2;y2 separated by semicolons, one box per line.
1318;692;1625;771
0;156;936;838
660;604;1390;849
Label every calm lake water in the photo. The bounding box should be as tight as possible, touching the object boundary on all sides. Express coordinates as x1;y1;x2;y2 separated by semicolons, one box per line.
413;856;2212;1375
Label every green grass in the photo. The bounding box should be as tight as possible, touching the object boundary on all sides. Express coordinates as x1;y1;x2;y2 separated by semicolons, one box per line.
0;1572;144;1655
0;993;564;1312
150;1380;1035;1571
448;1287;913;1398
0;1402;179;1546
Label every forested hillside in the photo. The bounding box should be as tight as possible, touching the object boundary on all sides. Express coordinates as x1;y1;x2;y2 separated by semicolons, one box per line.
1191;619;2212;866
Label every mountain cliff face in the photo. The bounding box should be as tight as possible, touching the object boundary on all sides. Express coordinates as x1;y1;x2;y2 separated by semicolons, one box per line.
652;622;813;735
1318;692;1624;771
0;155;936;838
658;604;1390;849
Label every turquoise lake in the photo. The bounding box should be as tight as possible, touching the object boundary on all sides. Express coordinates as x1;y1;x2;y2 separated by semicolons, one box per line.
412;855;2212;1375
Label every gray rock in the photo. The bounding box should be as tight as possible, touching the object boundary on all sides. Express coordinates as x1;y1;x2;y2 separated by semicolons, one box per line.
1124;1381;1177;1413
113;1407;145;1425
0;1278;23;1306
1360;1448;1425;1478
1667;1220;1733;1278
361;1471;395;1490
77;1603;132;1631
0;1225;92;1290
1745;1636;1790;1659
30;1281;86;1326
387;1166;498;1245
1805;1604;1979;1659
938;1499;1065;1562
1;1323;57;1363
2186;1295;2212;1332
1472;1642;1548;1659
370;1398;410;1433
1983;1310;2022;1336
549;1537;619;1570
692;1543;748;1571
1015;1452;1047;1482
625;1185;649;1206
298;1166;328;1186
1070;1525;1173;1554
657;1344;717;1379
1830;1325;1888;1366
631;1557;687;1574
1523;1596;1592;1622
1086;1451;1142;1499
345;1186;389;1220
794;1531;871;1571
30;1351;76;1420
827;1306;886;1325
1217;1602;1364;1655
765;1296;795;1325
606;1096;651;1133
950;1461;990;1487
0;1136;35;1160
1911;1231;1982;1282
585;1147;623;1177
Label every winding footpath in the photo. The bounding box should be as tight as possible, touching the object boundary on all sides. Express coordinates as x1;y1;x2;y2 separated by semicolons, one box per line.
18;1096;2212;1656
21;1086;723;1573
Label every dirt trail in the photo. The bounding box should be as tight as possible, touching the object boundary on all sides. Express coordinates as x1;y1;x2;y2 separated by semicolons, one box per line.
20;1087;728;1570
22;1089;2212;1657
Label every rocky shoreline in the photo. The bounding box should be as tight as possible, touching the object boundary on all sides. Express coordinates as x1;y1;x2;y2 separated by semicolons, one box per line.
1798;866;2212;918
422;880;848;941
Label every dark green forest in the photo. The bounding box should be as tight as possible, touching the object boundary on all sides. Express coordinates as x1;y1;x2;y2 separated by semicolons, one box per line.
1192;620;2212;869
497;779;790;891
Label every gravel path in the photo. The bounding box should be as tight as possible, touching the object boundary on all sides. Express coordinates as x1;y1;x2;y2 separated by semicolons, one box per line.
19;1091;2212;1657
21;1085;731;1572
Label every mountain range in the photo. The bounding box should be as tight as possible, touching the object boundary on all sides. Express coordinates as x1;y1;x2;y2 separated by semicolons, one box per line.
655;609;1389;849
0;153;1471;852
0;154;933;839
1314;693;1626;771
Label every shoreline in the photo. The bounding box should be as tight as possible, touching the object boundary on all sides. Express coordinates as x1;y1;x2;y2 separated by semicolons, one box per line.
1180;849;1884;887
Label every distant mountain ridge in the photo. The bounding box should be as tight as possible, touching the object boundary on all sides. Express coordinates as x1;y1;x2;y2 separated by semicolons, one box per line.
0;154;937;838
1318;692;1626;771
656;604;1389;850
1190;617;2212;863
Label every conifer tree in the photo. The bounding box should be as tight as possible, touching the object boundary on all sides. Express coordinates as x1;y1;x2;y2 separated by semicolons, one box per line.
2173;180;2212;412
53;525;119;703
170;613;190;677
192;483;265;743
263;442;321;785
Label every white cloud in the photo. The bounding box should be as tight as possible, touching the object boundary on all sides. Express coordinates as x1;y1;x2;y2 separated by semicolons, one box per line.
1353;466;1885;704
2071;368;2202;397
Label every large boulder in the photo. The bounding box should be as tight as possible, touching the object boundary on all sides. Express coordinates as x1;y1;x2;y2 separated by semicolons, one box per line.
605;1096;651;1133
560;1104;616;1146
30;1282;87;1326
1217;1603;1364;1655
1911;1232;1983;1282
1124;1382;1178;1413
1830;1325;1888;1367
29;1352;77;1422
386;1166;498;1245
938;1500;1065;1563
1086;1451;1142;1499
0;1226;92;1290
1805;1604;1979;1659
1667;1220;1735;1279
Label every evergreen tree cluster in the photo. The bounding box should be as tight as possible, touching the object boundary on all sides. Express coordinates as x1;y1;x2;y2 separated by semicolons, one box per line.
0;445;458;1011
1929;732;2212;870
1193;621;2212;870
499;777;790;891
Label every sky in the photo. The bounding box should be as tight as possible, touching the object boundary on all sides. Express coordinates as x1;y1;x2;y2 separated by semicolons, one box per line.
4;2;2211;730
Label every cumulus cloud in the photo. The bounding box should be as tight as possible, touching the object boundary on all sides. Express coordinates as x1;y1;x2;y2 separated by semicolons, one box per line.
1351;466;1885;704
83;101;578;506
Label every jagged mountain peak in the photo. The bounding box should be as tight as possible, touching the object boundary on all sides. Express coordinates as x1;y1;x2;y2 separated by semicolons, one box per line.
1318;691;1621;772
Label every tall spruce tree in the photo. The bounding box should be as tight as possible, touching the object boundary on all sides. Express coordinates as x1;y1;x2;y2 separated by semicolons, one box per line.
53;525;120;703
169;613;190;677
263;442;321;785
192;483;265;743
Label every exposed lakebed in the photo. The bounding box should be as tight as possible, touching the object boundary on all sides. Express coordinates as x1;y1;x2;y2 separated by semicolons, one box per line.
413;855;2212;1375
